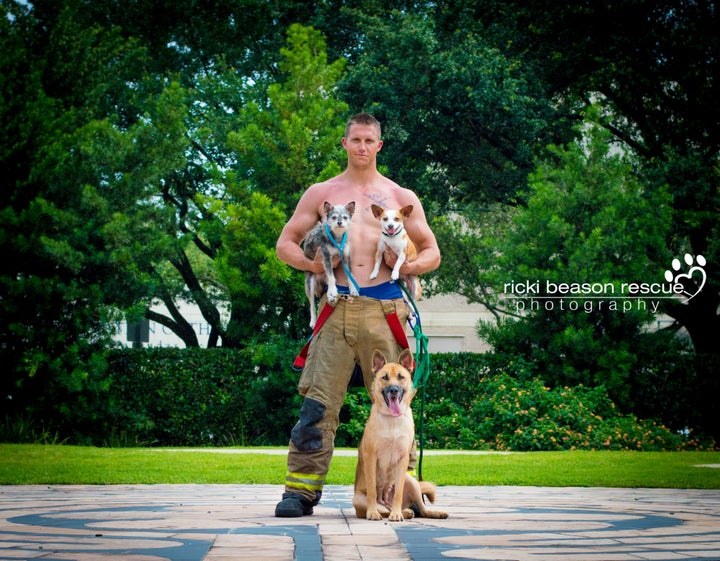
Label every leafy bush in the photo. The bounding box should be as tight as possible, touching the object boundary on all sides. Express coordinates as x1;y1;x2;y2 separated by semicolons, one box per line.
335;353;537;448
338;353;714;452
1;349;715;450
17;343;303;447
422;372;711;451
0;415;67;445
335;387;371;447
104;346;302;447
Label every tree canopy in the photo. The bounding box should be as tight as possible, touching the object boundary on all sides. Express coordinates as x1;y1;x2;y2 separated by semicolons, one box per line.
1;0;717;438
475;0;720;352
484;114;675;410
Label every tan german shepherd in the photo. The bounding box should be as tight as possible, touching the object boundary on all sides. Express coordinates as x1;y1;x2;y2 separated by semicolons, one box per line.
352;349;448;521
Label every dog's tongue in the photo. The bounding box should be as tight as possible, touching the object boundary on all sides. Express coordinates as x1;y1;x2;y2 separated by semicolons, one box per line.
388;395;401;416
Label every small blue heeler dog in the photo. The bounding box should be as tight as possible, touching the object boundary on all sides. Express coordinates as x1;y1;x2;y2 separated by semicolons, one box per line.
302;201;359;327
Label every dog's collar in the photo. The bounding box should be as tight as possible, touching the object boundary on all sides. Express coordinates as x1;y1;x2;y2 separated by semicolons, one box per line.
382;225;404;238
324;223;347;246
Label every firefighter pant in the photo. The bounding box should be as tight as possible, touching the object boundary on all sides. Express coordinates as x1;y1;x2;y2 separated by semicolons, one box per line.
284;293;413;503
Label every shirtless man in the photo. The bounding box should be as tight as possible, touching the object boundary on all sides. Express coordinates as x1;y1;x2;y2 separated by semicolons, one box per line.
274;113;441;517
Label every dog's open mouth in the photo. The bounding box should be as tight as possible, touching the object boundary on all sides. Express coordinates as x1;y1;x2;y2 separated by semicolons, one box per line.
382;386;404;416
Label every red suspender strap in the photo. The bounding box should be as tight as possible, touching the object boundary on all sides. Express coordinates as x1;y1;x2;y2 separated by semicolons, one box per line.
385;310;410;350
385;310;416;372
292;303;335;371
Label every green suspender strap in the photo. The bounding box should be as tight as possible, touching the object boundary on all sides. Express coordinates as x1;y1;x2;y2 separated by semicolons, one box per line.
396;280;431;480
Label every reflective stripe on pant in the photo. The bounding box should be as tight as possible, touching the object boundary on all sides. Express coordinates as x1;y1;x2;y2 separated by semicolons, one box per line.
284;470;325;494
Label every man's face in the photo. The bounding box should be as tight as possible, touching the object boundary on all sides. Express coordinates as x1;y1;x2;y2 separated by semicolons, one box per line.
342;124;383;168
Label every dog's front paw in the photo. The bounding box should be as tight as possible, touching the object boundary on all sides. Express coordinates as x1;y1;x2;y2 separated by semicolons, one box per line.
327;287;338;302
366;509;383;521
388;510;405;522
390;271;400;281
349;285;359;297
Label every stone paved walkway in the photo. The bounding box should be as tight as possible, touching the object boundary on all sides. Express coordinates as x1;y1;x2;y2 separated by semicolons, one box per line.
0;484;719;560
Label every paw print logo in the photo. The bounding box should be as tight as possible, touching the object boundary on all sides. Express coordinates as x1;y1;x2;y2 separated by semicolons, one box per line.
664;254;707;302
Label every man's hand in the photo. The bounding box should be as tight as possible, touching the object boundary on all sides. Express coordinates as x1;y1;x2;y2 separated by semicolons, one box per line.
383;248;409;273
307;248;340;274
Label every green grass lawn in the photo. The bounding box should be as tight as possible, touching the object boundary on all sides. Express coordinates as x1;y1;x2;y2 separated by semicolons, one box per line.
1;445;719;488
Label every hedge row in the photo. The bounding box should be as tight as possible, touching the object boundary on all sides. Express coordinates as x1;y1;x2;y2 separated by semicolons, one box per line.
2;347;716;450
337;355;715;451
100;347;302;447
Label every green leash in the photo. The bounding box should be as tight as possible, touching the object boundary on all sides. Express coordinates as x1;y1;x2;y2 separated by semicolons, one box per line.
396;280;430;480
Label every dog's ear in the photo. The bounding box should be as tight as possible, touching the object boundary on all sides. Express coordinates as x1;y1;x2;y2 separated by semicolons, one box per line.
372;350;387;373
323;201;333;214
370;204;385;219
346;201;356;216
399;205;414;219
398;348;414;373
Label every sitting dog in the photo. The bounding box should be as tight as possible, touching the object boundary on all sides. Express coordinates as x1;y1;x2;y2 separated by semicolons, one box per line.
369;204;421;300
302;201;358;327
353;349;448;521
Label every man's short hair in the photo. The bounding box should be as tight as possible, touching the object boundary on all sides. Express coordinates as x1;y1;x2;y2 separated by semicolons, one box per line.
344;112;382;139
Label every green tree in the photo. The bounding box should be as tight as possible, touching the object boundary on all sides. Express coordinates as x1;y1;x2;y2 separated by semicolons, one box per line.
148;23;348;348
1;0;348;432
5;0;716;441
217;24;348;346
438;115;677;410
48;23;348;350
226;23;347;209
0;1;168;428
339;10;565;208
472;0;720;354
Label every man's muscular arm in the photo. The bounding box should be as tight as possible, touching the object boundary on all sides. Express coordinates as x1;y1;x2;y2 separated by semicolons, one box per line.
276;184;343;274
276;190;325;274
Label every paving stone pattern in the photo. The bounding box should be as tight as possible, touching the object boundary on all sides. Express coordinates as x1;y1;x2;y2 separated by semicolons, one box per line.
0;484;719;560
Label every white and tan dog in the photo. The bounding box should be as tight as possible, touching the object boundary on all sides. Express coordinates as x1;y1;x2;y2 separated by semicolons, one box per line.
352;349;448;521
369;204;421;300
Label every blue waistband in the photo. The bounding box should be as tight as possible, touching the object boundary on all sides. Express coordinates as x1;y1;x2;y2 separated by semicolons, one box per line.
337;281;403;300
